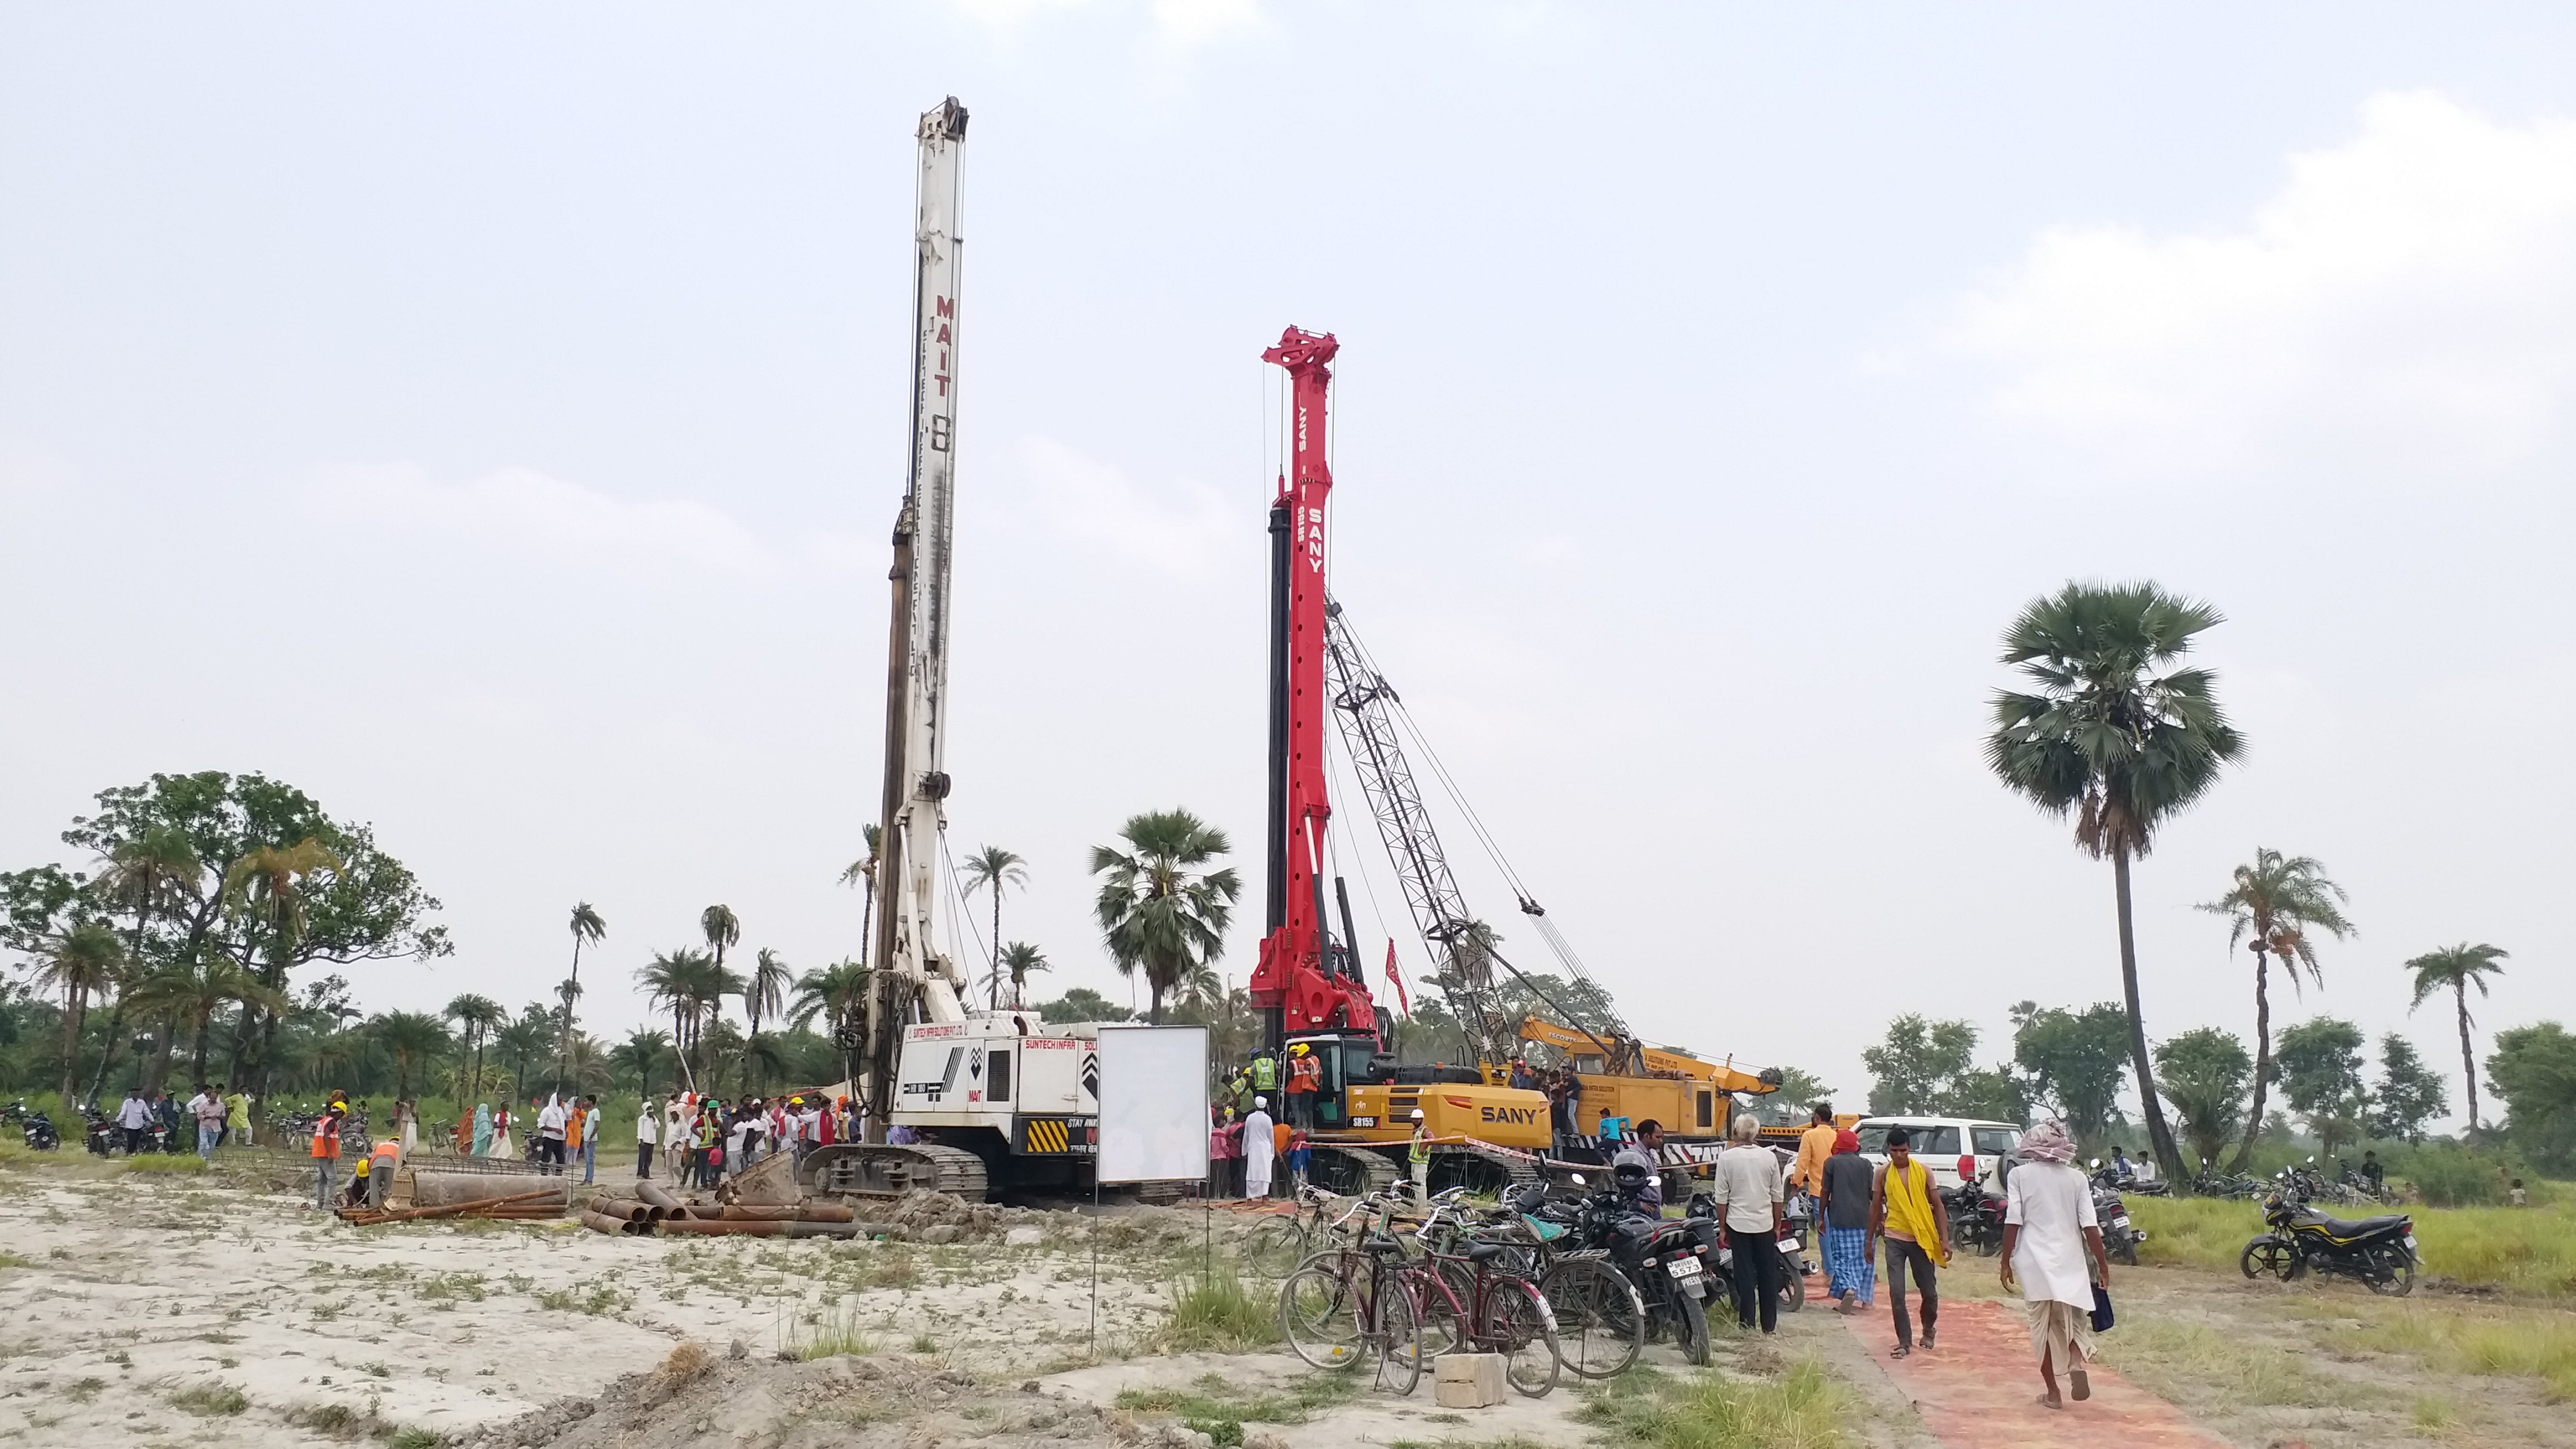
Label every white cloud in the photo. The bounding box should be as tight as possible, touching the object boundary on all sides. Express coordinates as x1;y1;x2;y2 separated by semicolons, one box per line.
315;464;775;575
1020;437;1240;581
1953;92;2576;477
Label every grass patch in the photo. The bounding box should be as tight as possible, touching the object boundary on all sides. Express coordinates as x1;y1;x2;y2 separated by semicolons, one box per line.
1157;1271;1281;1353
2098;1318;2347;1409
2353;1304;2576;1402
389;1429;442;1448
1115;1370;1356;1446
796;1300;881;1361
1578;1361;1848;1449
2128;1193;2576;1295
169;1381;250;1417
0;1251;29;1271
124;1154;209;1175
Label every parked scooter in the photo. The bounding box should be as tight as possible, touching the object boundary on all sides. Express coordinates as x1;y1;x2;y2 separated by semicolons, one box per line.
2241;1188;2419;1296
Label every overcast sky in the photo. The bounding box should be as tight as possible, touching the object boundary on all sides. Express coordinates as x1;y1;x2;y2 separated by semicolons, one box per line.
6;3;2573;1131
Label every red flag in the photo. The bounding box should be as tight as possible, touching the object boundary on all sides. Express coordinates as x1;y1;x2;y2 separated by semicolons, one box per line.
1382;939;1411;1017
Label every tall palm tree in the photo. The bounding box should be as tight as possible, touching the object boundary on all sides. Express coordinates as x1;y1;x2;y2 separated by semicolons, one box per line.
491;1014;552;1101
123;957;290;1082
1986;581;2245;1183
89;828;205;1090
739;947;790;1092
31;921;122;1109
959;846;1029;1008
368;1011;453;1101
701;904;740;982
995;942;1050;1010
1091;809;1241;1025
841;825;882;964
556;902;607;1089
2405;943;2509;1133
222;837;344;1105
444;993;506;1103
2198;849;2356;1171
636;949;708;1088
789;959;872;1035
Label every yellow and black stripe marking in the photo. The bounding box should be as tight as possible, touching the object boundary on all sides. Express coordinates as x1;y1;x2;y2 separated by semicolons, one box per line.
1022;1117;1072;1154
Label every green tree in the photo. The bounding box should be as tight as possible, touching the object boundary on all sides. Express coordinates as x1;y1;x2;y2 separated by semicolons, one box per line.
1036;986;1133;1025
444;993;506;1103
556;902;606;1090
995;942;1050;1010
2370;1034;2446;1144
2198;849;2356;1171
2276;1016;2369;1160
788;959;870;1036
2404;943;2508;1133
958;846;1029;1009
636;948;736;1090
739;947;789;1092
611;1028;674;1098
1090;810;1241;1025
700;903;741;988
1763;1067;1838;1123
1860;1015;2024;1117
1986;581;2246;1182
2010;1001;2133;1144
91;826;205;1095
122;956;289;1082
492;1008;556;1100
2485;1022;2576;1173
367;1010;452;1101
2153;1026;2253;1170
30;920;123;1108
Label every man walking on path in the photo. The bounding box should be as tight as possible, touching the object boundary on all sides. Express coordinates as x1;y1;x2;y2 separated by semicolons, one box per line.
116;1087;153;1156
576;1096;601;1185
186;1083;225;1160
223;1083;250;1149
1711;1114;1787;1334
1820;1126;1876;1313
1242;1097;1276;1200
2002;1119;2112;1410
1871;1126;1953;1357
536;1094;568;1175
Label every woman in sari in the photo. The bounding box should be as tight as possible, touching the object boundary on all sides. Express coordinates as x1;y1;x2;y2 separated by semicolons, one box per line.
471;1102;493;1157
489;1104;514;1158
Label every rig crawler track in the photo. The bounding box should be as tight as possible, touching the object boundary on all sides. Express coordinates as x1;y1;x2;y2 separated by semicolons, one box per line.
801;1143;991;1201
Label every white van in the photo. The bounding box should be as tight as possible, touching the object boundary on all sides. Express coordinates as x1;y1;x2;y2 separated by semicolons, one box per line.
1853;1117;2023;1193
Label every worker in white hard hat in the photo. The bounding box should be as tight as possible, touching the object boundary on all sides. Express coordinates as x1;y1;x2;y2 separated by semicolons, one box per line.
1243;1096;1277;1200
1408;1107;1432;1205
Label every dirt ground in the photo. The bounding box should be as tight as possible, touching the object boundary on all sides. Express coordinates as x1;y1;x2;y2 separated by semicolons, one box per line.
1;1158;2569;1449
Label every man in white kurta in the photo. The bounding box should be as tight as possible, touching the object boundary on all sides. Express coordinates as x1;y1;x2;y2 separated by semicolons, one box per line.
2000;1119;2111;1411
1242;1098;1277;1200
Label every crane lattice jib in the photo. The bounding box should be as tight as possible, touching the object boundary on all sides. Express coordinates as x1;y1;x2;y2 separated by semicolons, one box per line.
1322;603;1511;1066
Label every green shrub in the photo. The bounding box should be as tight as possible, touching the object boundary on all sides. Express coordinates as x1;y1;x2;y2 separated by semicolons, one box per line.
2404;1143;2506;1208
1158;1271;1280;1352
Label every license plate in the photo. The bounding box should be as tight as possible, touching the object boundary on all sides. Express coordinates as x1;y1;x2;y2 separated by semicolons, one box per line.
1667;1257;1702;1278
1349;1117;1375;1128
2110;1216;2130;1231
2404;1234;2418;1253
1775;1237;1800;1255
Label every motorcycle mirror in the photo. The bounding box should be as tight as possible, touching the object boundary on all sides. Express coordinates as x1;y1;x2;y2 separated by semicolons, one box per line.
2089;1157;2101;1168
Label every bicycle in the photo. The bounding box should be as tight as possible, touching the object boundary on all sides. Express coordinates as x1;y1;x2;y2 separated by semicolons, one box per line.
1278;1225;1423;1396
1405;1234;1561;1396
1243;1183;1348;1278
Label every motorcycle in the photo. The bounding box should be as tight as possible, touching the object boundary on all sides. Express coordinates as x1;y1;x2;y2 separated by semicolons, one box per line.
2241;1188;2419;1296
83;1108;117;1157
2336;1158;2394;1206
2092;1181;2144;1266
22;1110;60;1152
1583;1164;1716;1363
1942;1181;2009;1258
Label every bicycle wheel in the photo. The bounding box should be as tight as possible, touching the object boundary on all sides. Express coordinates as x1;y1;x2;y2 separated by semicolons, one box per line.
1280;1262;1366;1370
1409;1260;1474;1362
1481;1277;1562;1398
1242;1218;1309;1279
1371;1276;1424;1397
1539;1257;1642;1380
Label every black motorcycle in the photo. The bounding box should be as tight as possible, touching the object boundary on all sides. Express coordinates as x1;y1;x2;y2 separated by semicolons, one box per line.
84;1109;117;1157
22;1110;60;1152
1942;1181;2009;1257
2241;1190;2419;1296
1581;1166;1715;1364
2092;1181;2144;1266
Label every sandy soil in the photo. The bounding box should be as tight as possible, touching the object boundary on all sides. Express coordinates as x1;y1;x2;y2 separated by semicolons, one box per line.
6;1157;2565;1449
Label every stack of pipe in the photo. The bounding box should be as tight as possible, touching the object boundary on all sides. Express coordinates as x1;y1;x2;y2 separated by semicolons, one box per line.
338;1187;567;1226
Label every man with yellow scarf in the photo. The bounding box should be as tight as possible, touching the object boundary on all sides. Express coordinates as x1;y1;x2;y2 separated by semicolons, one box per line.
1868;1126;1952;1357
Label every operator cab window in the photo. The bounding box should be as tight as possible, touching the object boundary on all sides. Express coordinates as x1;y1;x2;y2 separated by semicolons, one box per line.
987;1051;1011;1102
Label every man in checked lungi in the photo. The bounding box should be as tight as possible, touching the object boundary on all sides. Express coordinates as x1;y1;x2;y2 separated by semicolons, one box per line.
1818;1126;1876;1313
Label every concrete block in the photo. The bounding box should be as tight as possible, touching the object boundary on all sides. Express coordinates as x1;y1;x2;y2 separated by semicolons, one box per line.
1433;1352;1507;1409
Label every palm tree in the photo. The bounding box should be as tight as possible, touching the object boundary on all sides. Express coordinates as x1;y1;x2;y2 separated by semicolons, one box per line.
739;948;790;1092
122;957;290;1081
959;846;1029;1007
1986;582;2245;1183
1090;809;1242;1025
368;1011;453;1101
995;942;1050;1010
444;993;506;1103
841;824;883;962
31;921;122;1109
789;959;872;1036
636;948;736;1090
90;828;205;1091
222;837;344;1105
491;1014;552;1101
701;904;740;981
612;1028;673;1098
2198;849;2356;1171
2405;943;2509;1133
556;902;607;1088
